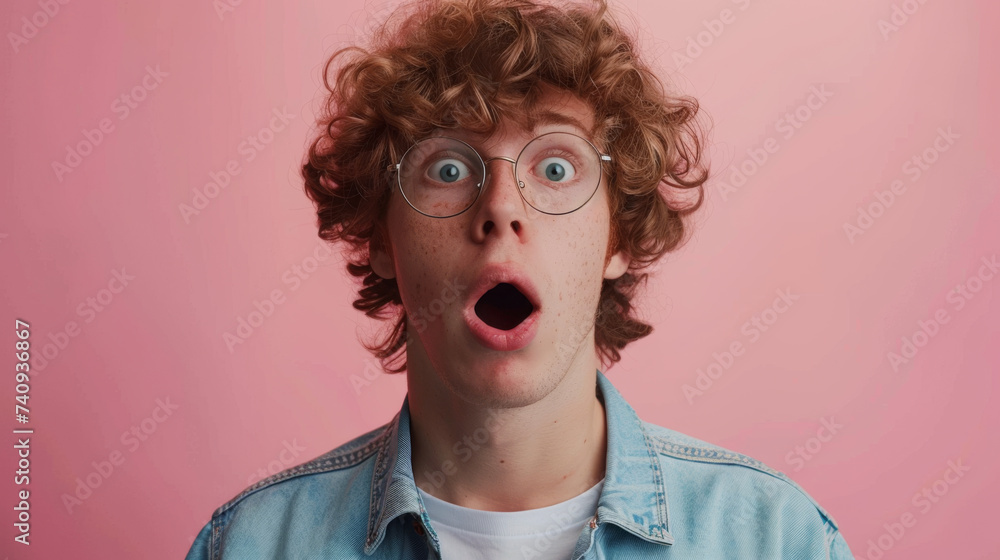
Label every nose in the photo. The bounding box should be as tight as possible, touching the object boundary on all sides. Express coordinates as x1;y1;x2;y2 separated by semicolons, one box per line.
471;155;528;239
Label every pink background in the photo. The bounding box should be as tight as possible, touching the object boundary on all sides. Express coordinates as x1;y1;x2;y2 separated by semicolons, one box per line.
2;0;998;558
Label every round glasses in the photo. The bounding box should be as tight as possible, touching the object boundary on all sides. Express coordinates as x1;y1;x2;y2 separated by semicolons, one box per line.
387;132;612;218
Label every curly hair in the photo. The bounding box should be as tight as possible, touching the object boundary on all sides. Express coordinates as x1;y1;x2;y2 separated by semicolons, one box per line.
302;0;709;374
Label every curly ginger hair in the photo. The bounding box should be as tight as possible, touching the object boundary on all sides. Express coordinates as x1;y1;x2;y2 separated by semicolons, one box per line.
302;0;709;374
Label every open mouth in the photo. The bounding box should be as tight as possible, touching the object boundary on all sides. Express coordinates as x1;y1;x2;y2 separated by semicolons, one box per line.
474;282;535;330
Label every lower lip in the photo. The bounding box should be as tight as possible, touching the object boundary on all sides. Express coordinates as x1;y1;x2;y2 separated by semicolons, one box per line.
462;305;540;352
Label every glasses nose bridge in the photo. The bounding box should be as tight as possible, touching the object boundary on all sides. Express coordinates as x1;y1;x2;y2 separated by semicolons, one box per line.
475;153;531;220
479;154;523;192
482;155;516;164
481;154;517;175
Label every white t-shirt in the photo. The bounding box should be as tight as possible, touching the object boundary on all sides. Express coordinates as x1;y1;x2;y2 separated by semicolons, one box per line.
417;478;604;560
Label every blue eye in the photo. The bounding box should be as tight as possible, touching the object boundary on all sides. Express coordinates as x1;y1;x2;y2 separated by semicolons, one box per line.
537;157;575;182
428;159;471;183
439;164;460;181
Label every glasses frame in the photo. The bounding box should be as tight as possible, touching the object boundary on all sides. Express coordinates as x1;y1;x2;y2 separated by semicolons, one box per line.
386;131;613;219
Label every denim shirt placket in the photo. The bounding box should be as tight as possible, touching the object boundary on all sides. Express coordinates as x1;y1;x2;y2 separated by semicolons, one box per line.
570;372;674;558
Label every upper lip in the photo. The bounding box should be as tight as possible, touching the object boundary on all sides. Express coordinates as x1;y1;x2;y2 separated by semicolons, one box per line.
464;263;542;316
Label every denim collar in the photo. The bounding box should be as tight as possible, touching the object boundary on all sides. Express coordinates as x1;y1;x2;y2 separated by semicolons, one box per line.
363;369;674;555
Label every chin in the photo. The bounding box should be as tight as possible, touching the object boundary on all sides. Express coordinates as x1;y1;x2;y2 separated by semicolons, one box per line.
441;359;556;409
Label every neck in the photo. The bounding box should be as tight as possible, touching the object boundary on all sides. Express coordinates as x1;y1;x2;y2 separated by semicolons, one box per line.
407;349;607;512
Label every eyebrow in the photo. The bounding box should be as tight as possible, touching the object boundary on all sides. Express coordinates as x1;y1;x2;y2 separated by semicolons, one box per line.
526;110;596;138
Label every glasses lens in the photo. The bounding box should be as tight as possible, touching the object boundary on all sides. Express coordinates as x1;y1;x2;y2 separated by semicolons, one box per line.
516;132;602;214
399;137;484;217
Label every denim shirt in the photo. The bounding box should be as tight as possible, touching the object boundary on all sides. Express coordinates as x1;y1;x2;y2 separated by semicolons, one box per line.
185;370;855;559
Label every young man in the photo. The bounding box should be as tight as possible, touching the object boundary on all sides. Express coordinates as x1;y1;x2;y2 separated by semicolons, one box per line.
186;0;855;558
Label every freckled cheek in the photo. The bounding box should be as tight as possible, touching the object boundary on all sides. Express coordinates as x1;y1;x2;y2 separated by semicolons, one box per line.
391;221;456;310
570;213;609;262
571;212;612;300
549;225;605;309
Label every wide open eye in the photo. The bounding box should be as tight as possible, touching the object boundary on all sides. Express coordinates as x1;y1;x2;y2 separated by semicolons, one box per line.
535;157;576;183
427;159;472;183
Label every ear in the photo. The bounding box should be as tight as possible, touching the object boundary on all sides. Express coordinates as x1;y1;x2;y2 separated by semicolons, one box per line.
603;248;630;280
369;240;396;280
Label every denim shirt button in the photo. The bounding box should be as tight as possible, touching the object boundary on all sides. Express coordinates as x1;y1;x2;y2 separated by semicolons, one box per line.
413;518;426;536
588;515;598;529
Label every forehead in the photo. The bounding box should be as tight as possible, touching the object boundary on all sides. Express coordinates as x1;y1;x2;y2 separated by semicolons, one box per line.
521;89;597;137
434;87;599;143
